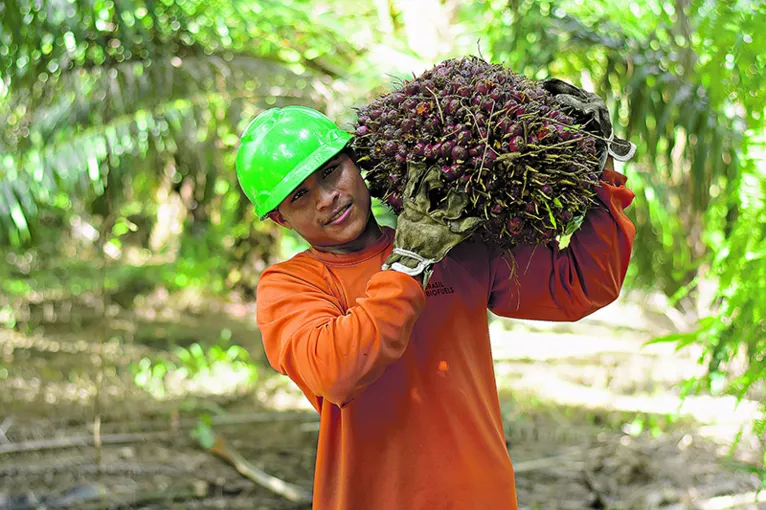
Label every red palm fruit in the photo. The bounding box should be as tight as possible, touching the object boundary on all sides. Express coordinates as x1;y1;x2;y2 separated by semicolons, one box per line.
457;130;472;145
490;87;504;102
483;151;497;168
383;141;398;155
441;164;463;182
440;140;455;158
507;123;522;137
404;83;419;96
388;194;403;210
451;145;467;160
423;119;438;133
401;118;416;132
352;55;606;250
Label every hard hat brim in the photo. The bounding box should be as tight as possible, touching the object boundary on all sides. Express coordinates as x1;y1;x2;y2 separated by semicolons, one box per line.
257;131;352;219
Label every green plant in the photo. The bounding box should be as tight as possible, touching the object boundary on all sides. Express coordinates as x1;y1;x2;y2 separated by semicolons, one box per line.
647;128;765;465
132;328;258;399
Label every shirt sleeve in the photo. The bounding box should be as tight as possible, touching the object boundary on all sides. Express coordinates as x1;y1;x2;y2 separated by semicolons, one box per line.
256;266;426;407
488;167;636;321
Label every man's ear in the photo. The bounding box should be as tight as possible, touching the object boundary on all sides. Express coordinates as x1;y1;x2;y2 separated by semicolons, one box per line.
268;210;292;229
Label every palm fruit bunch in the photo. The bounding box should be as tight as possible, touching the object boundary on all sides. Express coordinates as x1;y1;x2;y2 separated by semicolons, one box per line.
351;56;604;249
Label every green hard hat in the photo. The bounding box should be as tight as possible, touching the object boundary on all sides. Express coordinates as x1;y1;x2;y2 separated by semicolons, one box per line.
236;106;352;218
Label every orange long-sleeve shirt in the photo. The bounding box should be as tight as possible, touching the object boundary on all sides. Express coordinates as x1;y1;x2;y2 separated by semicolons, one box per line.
256;168;636;509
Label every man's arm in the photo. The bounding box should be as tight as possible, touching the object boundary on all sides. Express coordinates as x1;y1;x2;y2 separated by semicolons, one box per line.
257;267;426;407
488;160;636;321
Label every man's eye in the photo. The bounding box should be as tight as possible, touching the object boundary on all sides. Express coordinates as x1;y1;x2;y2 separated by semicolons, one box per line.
291;190;306;202
323;165;338;178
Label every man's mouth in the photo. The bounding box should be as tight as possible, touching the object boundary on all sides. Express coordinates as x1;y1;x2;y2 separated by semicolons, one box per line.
325;204;352;225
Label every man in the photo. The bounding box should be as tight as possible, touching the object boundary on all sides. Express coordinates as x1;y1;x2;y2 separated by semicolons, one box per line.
236;105;636;509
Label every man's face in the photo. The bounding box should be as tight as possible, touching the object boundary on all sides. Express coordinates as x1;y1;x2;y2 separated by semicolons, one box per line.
271;152;373;252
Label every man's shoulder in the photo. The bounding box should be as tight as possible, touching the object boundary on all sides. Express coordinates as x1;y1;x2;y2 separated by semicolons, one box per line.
260;251;326;283
446;237;492;264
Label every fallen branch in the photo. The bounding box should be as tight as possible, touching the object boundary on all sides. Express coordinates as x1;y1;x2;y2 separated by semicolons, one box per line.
0;431;171;455
209;435;312;504
0;412;318;456
88;411;317;433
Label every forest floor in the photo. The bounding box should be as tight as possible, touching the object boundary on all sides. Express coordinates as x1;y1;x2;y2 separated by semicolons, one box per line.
0;288;764;510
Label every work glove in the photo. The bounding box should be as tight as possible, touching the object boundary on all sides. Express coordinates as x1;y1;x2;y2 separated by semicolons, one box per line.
382;162;484;288
540;78;637;169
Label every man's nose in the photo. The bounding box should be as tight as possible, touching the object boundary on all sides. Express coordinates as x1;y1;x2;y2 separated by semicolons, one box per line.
316;185;339;211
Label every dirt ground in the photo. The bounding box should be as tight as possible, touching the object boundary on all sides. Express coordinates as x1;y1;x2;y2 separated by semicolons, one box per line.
0;290;764;509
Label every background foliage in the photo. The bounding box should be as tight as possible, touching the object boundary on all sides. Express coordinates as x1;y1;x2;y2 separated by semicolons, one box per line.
1;0;764;455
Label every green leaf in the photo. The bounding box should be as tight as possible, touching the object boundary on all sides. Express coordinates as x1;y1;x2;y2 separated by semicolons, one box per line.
564;214;585;236
544;201;557;228
191;420;217;450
